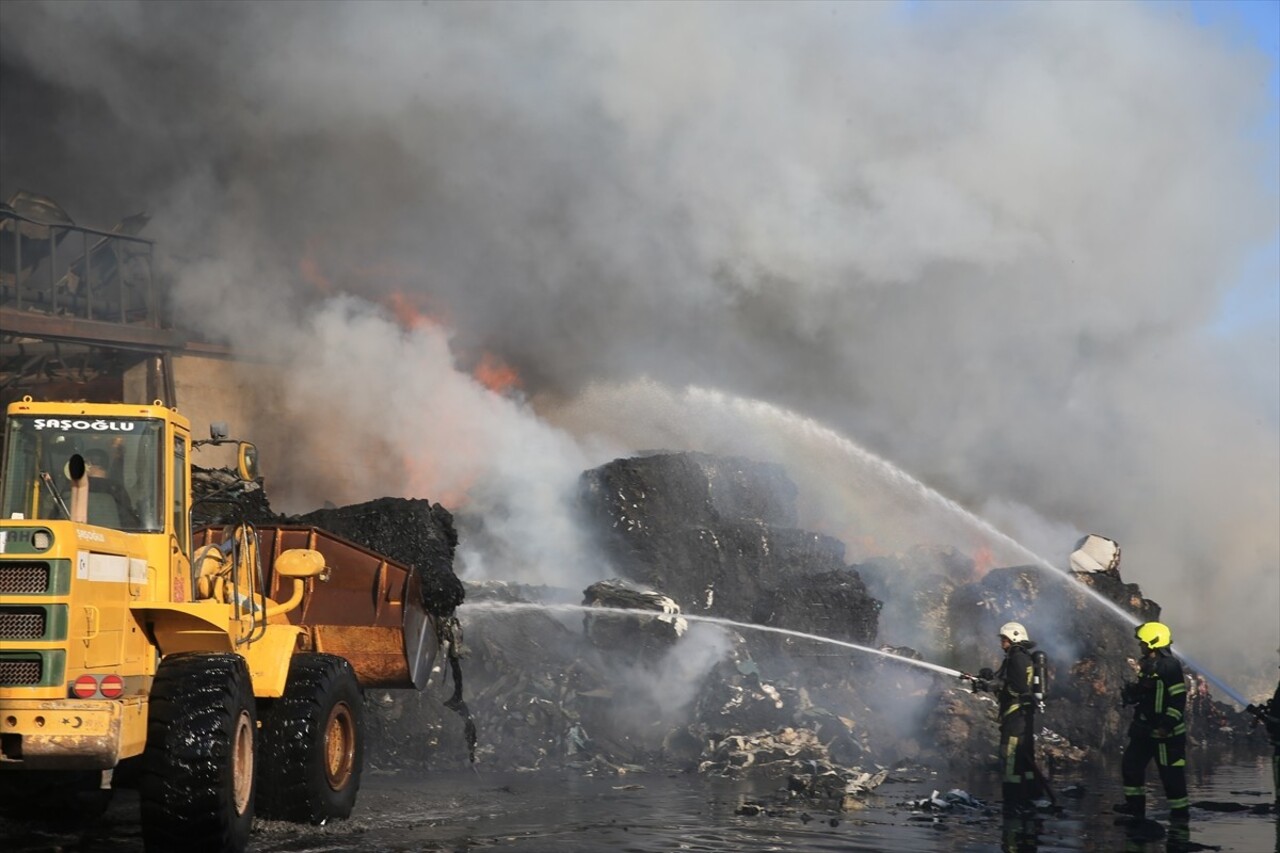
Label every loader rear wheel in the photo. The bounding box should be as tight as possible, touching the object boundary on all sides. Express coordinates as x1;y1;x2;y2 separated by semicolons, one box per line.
140;653;257;853
257;653;364;823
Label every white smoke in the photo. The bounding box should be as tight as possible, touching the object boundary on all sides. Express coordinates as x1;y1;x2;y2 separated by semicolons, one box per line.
1;1;1276;689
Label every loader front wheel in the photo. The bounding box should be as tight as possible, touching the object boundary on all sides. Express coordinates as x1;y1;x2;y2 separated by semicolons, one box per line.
257;653;364;823
140;652;257;853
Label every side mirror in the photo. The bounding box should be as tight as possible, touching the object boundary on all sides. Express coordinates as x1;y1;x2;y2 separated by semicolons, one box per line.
237;442;260;482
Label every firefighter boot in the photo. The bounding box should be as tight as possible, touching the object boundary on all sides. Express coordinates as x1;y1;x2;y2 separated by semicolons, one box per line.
1112;795;1145;819
1003;783;1033;817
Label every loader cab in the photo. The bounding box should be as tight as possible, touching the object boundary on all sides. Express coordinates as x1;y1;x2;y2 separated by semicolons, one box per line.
1;409;169;534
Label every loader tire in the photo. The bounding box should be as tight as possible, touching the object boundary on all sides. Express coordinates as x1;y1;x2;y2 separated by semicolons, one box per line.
140;652;257;853
257;653;364;823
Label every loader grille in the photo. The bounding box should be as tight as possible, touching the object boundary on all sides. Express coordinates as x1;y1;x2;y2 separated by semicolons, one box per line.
0;562;49;594
0;656;42;686
0;607;46;640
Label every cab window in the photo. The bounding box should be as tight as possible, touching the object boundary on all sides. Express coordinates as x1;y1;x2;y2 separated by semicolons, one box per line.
172;434;189;555
0;416;163;531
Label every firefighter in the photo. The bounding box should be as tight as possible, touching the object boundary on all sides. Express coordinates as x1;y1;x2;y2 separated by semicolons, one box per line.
1114;621;1189;823
1271;678;1280;807
1257;671;1280;808
972;621;1038;816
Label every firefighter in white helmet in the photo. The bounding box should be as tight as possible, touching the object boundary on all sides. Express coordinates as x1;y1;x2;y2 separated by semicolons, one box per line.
970;621;1039;817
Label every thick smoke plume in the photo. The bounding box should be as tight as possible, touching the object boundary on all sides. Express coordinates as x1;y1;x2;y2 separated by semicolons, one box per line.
2;2;1276;689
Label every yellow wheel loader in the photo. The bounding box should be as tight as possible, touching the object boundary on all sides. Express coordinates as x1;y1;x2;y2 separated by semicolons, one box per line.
0;398;441;851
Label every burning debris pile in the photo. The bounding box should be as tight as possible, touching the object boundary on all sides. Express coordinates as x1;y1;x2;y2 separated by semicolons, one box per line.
196;450;1265;810
351;454;924;798
455;453;1262;786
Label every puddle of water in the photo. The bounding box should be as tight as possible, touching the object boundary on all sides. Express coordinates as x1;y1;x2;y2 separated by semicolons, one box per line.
2;753;1275;852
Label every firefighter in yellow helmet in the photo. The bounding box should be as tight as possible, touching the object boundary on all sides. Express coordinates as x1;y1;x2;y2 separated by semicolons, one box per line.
970;621;1038;817
1114;621;1189;823
1266;676;1280;808
1246;664;1280;808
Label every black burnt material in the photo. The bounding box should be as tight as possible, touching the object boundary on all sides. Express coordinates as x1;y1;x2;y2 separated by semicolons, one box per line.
582;580;686;662
574;451;1262;778
579;452;880;645
295;497;463;617
310;451;1265;792
191;467;278;527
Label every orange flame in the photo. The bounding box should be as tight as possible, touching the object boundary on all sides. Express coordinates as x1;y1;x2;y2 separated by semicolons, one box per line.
383;291;443;331
473;352;522;394
298;239;335;294
400;449;472;509
972;543;994;578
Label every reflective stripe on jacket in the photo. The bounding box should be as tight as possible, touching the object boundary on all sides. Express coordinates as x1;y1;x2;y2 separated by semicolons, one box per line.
1134;649;1187;736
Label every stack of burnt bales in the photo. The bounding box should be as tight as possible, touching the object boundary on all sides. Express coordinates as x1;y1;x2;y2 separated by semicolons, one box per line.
574;452;918;790
579;452;881;655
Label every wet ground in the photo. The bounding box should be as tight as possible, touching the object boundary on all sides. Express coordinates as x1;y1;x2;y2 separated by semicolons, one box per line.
3;755;1275;852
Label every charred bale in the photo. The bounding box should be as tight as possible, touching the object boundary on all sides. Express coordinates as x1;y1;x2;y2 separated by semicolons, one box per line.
1070;566;1161;623
751;568;880;657
582;580;687;662
581;451;800;532
364;581;619;772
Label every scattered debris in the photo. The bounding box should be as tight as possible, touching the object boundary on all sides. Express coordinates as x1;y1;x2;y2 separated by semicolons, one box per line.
909;789;990;813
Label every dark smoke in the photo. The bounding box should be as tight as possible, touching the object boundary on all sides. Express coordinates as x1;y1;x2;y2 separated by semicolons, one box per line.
2;2;1276;690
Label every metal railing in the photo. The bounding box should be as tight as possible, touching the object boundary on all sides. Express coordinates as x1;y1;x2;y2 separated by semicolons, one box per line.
1;209;159;327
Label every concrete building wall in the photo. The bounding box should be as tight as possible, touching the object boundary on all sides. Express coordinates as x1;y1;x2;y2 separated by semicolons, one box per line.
123;353;391;516
124;354;291;478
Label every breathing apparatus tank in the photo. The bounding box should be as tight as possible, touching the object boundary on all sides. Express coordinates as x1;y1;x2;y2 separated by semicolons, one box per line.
1031;650;1049;711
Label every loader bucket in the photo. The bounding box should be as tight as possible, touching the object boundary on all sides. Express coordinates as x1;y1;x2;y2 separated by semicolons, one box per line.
194;525;440;689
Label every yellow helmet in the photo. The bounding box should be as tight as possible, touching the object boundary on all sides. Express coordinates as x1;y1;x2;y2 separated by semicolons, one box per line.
1135;621;1172;650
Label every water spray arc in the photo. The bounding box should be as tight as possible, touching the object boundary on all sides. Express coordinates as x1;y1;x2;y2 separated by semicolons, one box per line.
703;390;1251;707
461;600;967;680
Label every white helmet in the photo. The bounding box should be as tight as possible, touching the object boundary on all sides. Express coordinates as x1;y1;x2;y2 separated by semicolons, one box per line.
999;622;1029;644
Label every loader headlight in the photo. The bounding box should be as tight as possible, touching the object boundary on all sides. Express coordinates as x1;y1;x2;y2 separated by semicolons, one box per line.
32;529;52;551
